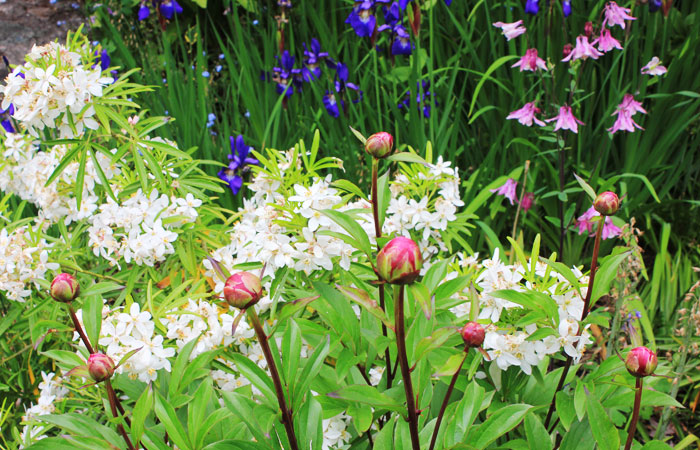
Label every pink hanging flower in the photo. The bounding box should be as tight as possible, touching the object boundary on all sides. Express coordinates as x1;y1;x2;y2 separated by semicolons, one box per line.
575;206;621;239
562;35;603;62
506;101;545;127
602;217;621;239
519;192;535;212
594;28;623;52
490;178;518;205
512;48;547;72
493;20;527;40
546;105;585;133
603;1;636;29
608;94;646;134
641;56;667;75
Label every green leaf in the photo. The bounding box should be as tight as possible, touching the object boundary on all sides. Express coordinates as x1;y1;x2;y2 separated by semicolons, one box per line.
386;151;430;166
348;126;367;144
376;171;391;231
155;392;192;450
169;336;199;398
468;55;519;117
41;350;86;369
490;289;559;324
590;252;629;307
640;441;674;450
327;385;403;411
468;404;533;449
335;284;394;331
131;383;153;445
231;353;277;406
320;209;372;257
573;173;597;201
414;327;457;361
80;282;123;297
434;274;473;305
348;402;373;433
422;259;449;293
407;281;432;319
281;319;302;389
574;381;587;422
82;295;103;353
585;394;620;450
525;414;552;450
221;392;271;445
556;391;576;431
38;413;122;447
297;395;323;450
433;352;467;377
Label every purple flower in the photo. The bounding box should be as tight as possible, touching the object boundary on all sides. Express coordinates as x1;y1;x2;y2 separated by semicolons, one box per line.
160;0;183;19
546;105;584;133
506;101;545;127
525;0;539;14
323;62;362;118
138;4;150;20
346;0;391;37
490;178;518;205
218;135;258;195
271;50;303;96
563;0;571;17
399;80;435;118
302;38;331;82
574;206;621;240
0;104;15;133
649;0;662;12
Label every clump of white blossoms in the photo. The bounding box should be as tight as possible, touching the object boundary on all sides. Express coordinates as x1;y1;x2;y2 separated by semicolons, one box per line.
19;371;69;447
0;41;113;138
322;413;353;450
450;249;593;375
87;189;201;267
0;223;59;302
203;146;466;296
0;133;121;224
73;302;175;383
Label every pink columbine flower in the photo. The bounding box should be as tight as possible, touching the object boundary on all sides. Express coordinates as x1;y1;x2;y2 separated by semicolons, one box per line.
493;20;527;40
594;28;623;53
575;206;621;239
490;178;518;205
608;94;647;134
506;101;545;127
562;35;603;62
641;56;667;76
519;192;535;212
603;2;636;29
512;48;547;72
546;105;584;133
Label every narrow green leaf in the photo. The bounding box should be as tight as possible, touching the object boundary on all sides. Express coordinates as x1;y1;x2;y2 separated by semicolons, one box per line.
320;209;372;257
573;173;597;201
386;151;430;166
585;394;620;450
469;404;533;449
154;392;193;450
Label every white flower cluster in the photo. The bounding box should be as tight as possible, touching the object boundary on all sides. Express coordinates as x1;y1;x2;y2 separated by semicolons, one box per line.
0;223;58;302
204;150;463;295
77;302;176;383
87;189;201;266
451;249;592;375
0;134;121;224
322;413;352;450
0;42;113;138
19;371;69;447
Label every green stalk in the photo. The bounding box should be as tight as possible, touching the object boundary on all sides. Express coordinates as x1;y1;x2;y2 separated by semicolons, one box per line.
395;285;420;450
247;308;299;450
68;304;95;355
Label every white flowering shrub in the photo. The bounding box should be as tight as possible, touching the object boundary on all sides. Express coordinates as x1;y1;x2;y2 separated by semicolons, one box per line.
2;31;677;450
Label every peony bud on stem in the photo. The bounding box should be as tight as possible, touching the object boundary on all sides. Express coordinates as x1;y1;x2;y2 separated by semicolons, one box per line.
88;353;115;382
224;272;263;309
50;273;80;303
376;237;423;285
594;191;620;216
364;132;394;159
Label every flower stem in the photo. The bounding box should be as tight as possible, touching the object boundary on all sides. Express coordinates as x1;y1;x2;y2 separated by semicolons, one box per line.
544;218;604;429
510;160;531;246
247;308;299;450
68;304;95;355
428;348;467;450
371;157;393;390
105;379;136;450
624;378;643;450
395;286;421;450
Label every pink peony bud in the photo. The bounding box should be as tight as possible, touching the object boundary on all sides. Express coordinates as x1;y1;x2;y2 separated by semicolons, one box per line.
460;322;485;348
50;273;80;303
594;191;620;216
562;43;573;59
376;236;423;285
223;271;263;309
364;132;394;159
88;353;115;382
584;21;594;38
625;346;657;378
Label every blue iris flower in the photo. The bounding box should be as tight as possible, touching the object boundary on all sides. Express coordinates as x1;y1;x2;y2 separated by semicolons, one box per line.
138;4;150;20
302;38;332;82
217;135;259;195
525;0;539;14
648;0;661;12
399;81;436;118
346;1;391;37
271;51;303;96
323;62;362;118
1;104;15;134
563;0;572;17
160;0;183;19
